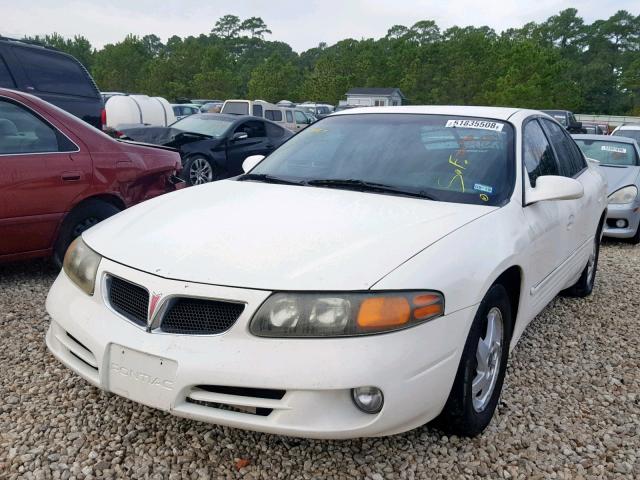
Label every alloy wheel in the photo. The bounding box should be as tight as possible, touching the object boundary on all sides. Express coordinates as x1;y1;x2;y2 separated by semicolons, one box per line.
189;158;213;185
472;307;504;412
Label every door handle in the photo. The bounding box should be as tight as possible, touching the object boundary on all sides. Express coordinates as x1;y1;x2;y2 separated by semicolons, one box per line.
61;171;81;182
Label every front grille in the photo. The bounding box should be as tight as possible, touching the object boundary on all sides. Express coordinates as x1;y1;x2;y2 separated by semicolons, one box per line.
108;276;149;326
160;298;244;335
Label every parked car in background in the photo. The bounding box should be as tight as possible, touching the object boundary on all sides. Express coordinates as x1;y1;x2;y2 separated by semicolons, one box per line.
46;106;606;440
222;99;302;132
172;103;200;120
199;101;223;113
0;88;183;264
282;108;313;132
298;102;334;118
573;134;640;243
104;94;175;130
540;110;586;134
581;122;607;135
611;124;640;144
119;114;292;186
0;36;104;130
190;98;223;107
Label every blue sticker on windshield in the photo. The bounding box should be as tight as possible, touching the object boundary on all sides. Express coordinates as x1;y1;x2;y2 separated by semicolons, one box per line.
474;183;493;194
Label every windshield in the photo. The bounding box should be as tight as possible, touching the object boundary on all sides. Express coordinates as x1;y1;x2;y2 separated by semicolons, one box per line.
612;129;640;144
171;115;234;137
574;139;639;166
222;101;250;115
251;114;515;206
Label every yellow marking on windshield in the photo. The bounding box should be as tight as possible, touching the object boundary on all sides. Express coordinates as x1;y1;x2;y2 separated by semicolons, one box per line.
446;155;468;192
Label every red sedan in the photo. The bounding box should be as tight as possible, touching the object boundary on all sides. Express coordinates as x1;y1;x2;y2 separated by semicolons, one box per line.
0;88;184;264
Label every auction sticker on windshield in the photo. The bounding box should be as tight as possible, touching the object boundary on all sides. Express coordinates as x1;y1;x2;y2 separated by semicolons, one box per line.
445;119;504;132
601;145;627;154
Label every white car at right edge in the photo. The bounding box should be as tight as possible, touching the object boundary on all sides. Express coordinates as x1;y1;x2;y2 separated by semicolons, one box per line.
46;106;607;439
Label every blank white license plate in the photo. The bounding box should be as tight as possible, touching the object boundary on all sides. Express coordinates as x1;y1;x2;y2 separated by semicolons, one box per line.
107;344;178;411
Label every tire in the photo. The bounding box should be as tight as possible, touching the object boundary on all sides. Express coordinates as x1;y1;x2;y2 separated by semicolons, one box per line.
562;227;601;298
183;156;215;186
433;284;512;437
53;199;121;267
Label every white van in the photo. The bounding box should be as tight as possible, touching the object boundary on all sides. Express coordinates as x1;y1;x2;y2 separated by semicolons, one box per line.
282;108;313;131
222;99;301;131
104;94;176;129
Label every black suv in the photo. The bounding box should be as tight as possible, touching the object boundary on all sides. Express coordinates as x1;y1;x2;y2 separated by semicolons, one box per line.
541;110;587;134
0;37;103;129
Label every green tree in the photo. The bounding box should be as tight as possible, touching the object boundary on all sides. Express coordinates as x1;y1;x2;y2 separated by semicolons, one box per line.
247;54;301;101
212;14;242;38
241;17;272;39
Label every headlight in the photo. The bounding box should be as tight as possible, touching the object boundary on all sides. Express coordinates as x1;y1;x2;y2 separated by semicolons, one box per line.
249;291;444;337
63;237;102;295
608;185;638;204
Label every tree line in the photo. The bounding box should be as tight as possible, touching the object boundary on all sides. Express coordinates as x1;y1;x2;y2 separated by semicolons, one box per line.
25;9;640;115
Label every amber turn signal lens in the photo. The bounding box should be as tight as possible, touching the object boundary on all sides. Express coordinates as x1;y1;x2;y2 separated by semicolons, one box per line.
357;297;411;329
413;294;443;320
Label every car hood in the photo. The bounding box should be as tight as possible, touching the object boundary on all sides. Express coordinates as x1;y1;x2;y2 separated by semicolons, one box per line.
597;164;640;195
119;126;219;149
84;180;496;290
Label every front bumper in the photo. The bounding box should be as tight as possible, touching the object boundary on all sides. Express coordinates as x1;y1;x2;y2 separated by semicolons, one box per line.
603;202;640;238
45;258;475;439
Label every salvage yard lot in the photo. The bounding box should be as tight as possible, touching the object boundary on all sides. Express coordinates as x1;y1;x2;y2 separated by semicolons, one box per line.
1;243;638;479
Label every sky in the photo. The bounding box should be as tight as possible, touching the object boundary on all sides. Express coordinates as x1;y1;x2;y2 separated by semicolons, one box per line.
0;0;637;52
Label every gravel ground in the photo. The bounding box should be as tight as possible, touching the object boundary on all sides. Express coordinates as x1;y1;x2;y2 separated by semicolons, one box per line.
0;243;638;479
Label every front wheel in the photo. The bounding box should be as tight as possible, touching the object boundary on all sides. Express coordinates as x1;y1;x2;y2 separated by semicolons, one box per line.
433;284;512;437
562;229;600;297
184;156;215;186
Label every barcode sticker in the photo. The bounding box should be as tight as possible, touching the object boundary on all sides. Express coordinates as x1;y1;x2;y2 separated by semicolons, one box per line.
445;119;504;132
601;145;626;154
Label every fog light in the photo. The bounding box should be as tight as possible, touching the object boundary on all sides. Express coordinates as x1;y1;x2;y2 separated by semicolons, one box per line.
351;386;384;414
615;219;627;228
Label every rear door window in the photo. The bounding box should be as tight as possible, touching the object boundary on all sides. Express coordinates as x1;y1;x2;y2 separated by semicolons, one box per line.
0;98;73;154
540;119;586;177
523;119;559;187
14;47;97;98
252;104;263;117
265;110;283;122
0;56;16;88
285;110;293;123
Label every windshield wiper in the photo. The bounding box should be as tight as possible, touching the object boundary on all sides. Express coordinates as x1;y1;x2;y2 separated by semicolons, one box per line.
307;179;437;200
238;173;307;186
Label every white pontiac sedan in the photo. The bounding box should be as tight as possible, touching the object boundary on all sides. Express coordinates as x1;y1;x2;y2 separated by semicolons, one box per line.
46;107;607;439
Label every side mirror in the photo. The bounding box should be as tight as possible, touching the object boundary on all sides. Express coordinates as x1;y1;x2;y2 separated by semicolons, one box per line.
526;176;584;205
586;156;600;167
231;131;249;142
242;154;265;173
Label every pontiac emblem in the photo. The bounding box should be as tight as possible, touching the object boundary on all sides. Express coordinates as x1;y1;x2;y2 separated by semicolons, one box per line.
148;292;162;325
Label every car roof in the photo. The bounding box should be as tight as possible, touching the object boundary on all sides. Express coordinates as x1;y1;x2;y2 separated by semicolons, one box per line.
572;134;637;144
331;105;538;121
616;124;640;130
